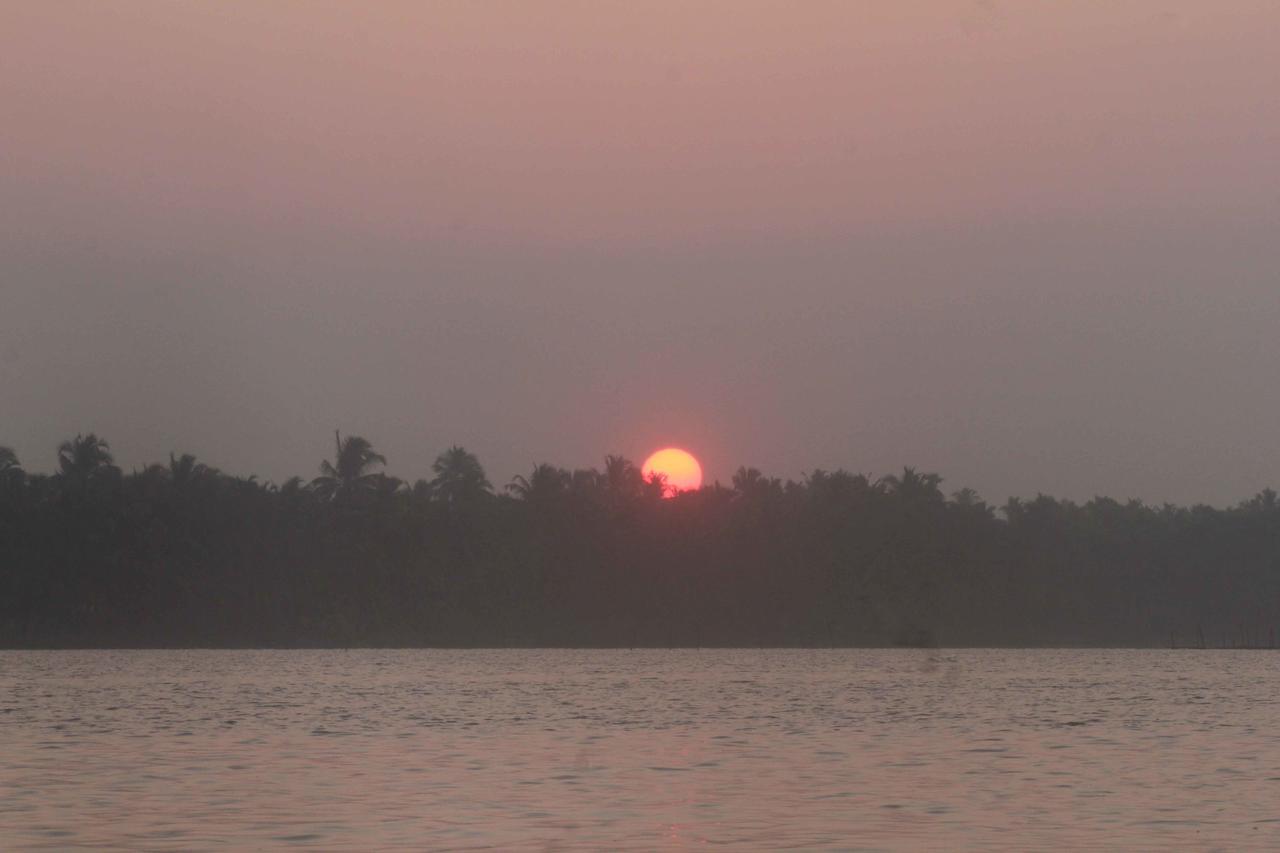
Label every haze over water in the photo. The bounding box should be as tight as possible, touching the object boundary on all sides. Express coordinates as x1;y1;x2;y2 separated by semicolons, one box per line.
4;2;1280;504
3;649;1279;849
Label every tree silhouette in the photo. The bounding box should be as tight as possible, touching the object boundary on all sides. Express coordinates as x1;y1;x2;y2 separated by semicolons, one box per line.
0;446;22;487
879;466;944;506
3;430;1280;648
643;470;668;501
599;454;649;506
312;431;388;503
56;433;118;489
1242;488;1279;513
805;469;874;503
732;466;782;502
169;452;216;490
431;445;491;505
278;476;306;497
507;463;570;502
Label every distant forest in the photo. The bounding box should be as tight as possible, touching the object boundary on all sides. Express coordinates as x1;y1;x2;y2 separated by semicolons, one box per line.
2;433;1278;649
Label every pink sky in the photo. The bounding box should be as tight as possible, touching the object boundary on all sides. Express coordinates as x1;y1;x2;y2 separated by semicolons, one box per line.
3;2;1280;503
7;2;1277;246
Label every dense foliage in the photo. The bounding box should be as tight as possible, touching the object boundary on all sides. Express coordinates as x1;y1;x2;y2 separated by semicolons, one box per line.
2;434;1278;648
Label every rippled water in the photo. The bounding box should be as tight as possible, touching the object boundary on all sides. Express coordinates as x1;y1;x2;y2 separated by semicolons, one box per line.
2;649;1279;849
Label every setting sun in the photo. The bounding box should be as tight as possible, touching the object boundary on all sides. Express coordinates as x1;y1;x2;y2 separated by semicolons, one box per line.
641;447;703;495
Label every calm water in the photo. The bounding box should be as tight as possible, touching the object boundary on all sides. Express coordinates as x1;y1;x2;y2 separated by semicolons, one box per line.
2;649;1279;850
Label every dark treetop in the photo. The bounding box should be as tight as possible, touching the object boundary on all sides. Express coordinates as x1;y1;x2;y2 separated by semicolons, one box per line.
1;434;1277;648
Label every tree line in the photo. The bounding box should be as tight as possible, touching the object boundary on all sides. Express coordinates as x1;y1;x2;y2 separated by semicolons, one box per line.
1;432;1278;648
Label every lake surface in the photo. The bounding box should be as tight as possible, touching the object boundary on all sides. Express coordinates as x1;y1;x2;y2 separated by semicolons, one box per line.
2;649;1279;850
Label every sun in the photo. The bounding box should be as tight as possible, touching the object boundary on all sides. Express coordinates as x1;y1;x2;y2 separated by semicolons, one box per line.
641;447;703;496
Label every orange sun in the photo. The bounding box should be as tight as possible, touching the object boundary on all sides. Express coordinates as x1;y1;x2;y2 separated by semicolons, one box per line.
641;447;703;496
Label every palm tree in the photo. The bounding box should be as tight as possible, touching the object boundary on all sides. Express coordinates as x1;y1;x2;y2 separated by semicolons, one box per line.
369;472;404;501
56;434;119;487
507;463;571;502
312;431;388;503
732;466;783;501
1242;488;1280;513
732;466;764;492
878;467;944;506
431;445;491;505
410;478;434;504
603;454;635;489
805;468;873;502
134;462;171;491
0;446;19;470
279;476;305;496
169;452;216;490
569;468;598;496
600;454;647;502
0;446;23;490
642;470;668;501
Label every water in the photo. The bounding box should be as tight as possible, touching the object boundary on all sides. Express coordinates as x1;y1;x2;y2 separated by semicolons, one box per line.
2;649;1279;850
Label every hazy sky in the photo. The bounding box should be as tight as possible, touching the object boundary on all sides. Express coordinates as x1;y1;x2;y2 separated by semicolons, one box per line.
3;1;1279;505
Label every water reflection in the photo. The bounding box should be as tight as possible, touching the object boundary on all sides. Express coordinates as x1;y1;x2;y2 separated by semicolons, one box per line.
1;649;1279;848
